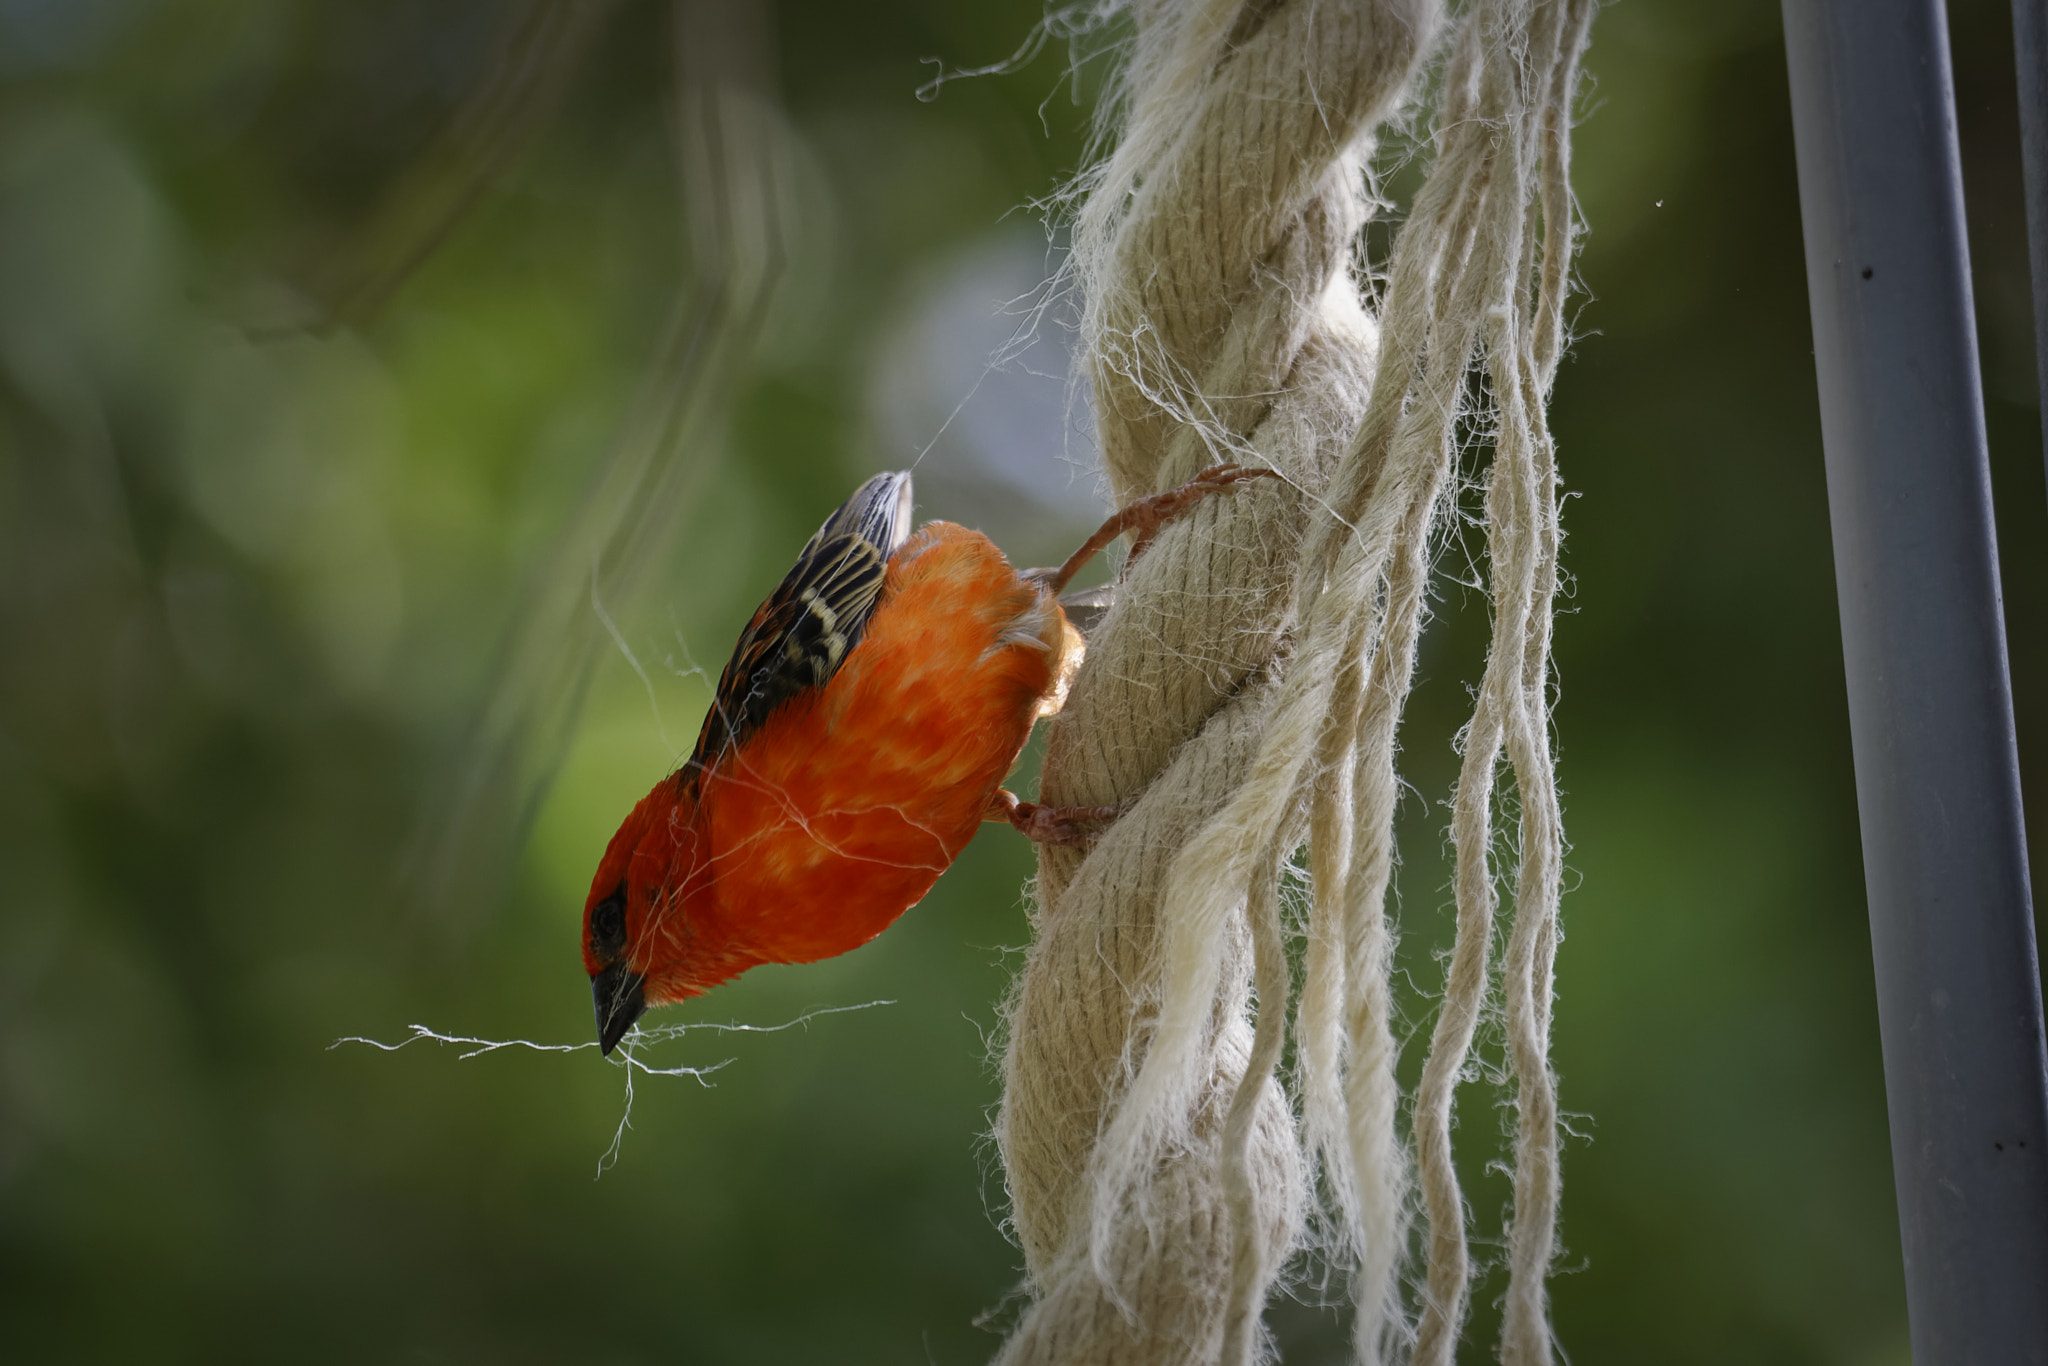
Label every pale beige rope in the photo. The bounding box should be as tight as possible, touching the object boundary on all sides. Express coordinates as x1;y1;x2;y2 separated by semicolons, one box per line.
993;2;1590;1363
994;1;1431;1361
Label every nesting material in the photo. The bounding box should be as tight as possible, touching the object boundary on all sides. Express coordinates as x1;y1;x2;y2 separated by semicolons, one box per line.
993;1;1593;1363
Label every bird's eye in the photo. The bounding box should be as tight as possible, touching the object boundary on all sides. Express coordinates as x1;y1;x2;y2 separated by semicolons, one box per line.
590;883;627;952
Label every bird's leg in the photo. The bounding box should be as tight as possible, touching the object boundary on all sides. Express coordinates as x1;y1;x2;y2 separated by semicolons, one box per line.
985;788;1119;846
1032;462;1284;596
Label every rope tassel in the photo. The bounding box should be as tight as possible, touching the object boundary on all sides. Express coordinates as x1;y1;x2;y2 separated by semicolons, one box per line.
992;2;1592;1362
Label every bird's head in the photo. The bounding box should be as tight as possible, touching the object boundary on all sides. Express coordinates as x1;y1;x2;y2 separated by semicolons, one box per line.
582;776;717;1056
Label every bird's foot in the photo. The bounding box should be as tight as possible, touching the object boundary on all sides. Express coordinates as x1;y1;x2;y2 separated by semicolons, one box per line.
1120;462;1284;561
985;789;1119;846
1035;462;1285;594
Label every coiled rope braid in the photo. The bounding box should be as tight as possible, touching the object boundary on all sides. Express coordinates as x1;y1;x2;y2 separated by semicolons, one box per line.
993;2;1592;1363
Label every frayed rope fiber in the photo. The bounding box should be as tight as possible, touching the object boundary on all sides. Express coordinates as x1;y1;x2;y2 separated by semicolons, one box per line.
992;1;1592;1363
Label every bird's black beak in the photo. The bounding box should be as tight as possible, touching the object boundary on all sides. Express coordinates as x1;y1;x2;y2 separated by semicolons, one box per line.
592;962;647;1057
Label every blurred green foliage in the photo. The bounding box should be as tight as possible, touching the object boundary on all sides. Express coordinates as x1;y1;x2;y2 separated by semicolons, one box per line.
1;1;2043;1363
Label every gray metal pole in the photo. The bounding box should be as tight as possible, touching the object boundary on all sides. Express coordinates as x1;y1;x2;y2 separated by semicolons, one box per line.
1781;2;2048;1362
2016;0;2048;499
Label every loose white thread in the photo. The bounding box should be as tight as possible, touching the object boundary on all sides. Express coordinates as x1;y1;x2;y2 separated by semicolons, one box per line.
992;1;1591;1363
334;1000;892;1177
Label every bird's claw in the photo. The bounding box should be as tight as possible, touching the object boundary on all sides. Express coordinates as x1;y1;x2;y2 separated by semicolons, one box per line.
987;790;1120;846
1035;462;1286;596
1123;462;1283;558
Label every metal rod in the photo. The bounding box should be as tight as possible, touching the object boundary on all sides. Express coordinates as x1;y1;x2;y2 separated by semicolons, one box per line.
1781;2;2048;1362
2016;0;2048;498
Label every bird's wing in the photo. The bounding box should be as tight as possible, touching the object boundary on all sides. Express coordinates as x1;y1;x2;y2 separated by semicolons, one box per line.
687;471;914;771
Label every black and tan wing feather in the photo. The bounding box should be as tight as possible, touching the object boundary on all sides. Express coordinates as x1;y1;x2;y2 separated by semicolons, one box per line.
687;472;914;771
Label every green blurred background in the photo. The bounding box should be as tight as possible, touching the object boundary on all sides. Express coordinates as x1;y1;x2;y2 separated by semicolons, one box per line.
2;0;2044;1362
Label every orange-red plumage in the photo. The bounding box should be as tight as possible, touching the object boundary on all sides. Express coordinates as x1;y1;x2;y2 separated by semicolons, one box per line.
581;465;1273;1052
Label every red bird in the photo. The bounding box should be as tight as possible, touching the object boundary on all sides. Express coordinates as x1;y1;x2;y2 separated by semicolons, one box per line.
581;464;1275;1053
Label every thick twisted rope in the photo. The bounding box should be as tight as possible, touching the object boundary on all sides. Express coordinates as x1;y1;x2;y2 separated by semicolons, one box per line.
992;2;1591;1363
